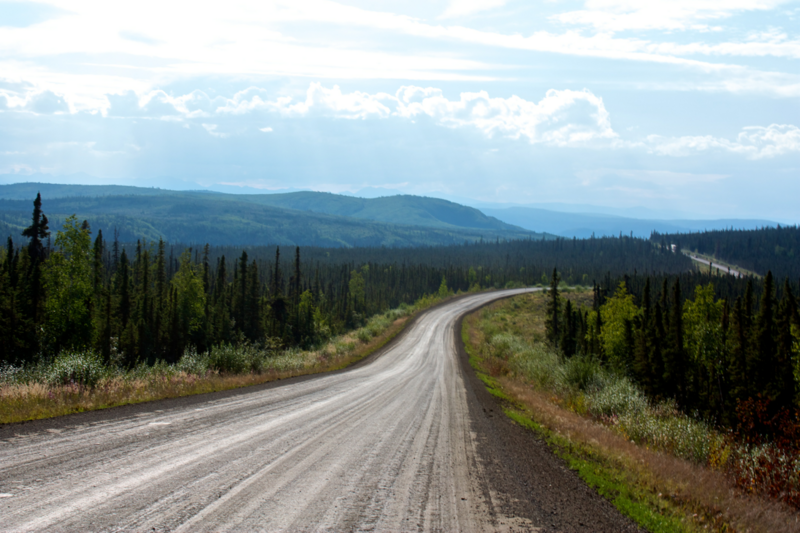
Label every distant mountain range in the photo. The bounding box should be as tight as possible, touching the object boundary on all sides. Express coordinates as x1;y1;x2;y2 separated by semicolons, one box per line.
480;206;778;239
0;183;541;247
0;182;780;246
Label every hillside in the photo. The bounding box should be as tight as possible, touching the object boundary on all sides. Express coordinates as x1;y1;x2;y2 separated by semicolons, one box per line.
0;183;523;233
236;191;519;231
0;192;540;248
0;182;168;200
482;206;778;239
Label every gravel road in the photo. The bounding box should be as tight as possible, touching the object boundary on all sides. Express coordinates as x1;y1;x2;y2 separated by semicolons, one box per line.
1;289;637;532
686;253;742;277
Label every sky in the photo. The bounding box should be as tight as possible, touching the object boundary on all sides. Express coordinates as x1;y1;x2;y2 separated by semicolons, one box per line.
0;0;798;221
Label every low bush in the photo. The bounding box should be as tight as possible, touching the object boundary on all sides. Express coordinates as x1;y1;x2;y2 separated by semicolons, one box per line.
728;396;800;508
487;330;723;465
563;354;601;391
176;347;210;375
45;350;106;388
588;374;648;417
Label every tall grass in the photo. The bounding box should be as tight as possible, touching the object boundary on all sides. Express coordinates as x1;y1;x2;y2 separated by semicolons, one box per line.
484;327;725;465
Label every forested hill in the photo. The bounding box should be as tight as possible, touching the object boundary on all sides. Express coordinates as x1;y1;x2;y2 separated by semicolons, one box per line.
0;183;524;233
0;182;164;200
231;191;517;231
0;192;542;248
652;225;800;280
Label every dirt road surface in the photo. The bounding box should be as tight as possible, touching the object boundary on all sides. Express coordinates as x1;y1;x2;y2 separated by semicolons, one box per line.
1;289;637;532
687;253;743;277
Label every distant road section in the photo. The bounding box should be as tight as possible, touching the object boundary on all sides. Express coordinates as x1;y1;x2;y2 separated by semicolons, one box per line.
1;290;536;531
686;253;742;277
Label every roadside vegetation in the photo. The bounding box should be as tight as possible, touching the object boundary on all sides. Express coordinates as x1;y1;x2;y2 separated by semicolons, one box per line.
463;286;800;532
1;194;692;423
0;292;450;424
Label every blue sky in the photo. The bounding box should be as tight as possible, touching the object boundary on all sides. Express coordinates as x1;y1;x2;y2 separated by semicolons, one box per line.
0;0;798;220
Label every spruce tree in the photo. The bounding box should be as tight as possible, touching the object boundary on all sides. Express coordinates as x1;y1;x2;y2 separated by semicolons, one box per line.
115;248;131;332
560;299;575;357
663;279;687;403
92;229;105;294
21;193;49;263
750;271;776;399
246;260;261;340
773;280;796;411
21;193;50;322
633;278;652;390
237;251;248;333
650;303;666;398
545;268;561;347
728;297;748;403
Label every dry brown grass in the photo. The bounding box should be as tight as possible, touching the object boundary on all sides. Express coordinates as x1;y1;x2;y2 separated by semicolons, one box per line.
503;379;799;533
0;315;410;425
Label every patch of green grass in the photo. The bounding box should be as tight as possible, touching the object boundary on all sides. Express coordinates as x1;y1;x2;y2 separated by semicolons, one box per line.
504;407;693;533
477;372;511;401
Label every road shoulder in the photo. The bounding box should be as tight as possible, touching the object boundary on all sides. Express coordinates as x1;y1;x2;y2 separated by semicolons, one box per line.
454;300;643;533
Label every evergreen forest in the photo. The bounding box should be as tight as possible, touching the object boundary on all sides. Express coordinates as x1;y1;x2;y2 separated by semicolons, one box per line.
3;194;799;434
0;195;690;368
547;269;800;427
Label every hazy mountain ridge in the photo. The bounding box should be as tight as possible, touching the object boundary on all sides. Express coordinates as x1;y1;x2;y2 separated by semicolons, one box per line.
0;186;542;247
481;206;779;239
234;191;520;231
0;183;525;233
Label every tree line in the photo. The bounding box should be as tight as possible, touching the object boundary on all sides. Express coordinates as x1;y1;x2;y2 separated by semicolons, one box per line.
1;194;692;368
546;267;800;427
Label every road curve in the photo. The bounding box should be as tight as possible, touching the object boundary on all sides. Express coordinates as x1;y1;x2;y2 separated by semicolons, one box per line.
1;289;539;532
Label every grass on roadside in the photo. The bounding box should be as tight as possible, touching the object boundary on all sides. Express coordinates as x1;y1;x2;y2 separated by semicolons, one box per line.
462;292;799;533
0;290;461;425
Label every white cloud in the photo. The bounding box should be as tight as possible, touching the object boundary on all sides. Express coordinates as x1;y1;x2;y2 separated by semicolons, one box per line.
0;0;797;109
645;124;800;159
395;86;618;146
653;31;800;60
219;83;618;146
441;0;507;18
202;124;229;138
44;81;799;160
552;0;789;33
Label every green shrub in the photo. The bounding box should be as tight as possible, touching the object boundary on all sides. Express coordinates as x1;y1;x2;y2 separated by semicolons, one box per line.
46;350;106;388
489;333;516;359
491;329;721;465
0;364;28;385
587;374;649;417
208;344;249;374
510;341;566;391
563;355;602;391
176;347;210;375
